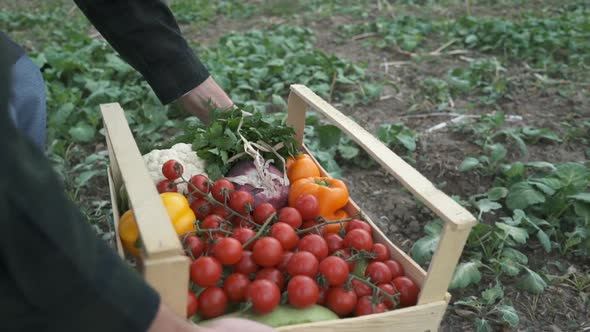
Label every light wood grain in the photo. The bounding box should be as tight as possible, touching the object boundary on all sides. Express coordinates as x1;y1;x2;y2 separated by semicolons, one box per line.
418;224;472;305
286;92;308;144
144;255;191;318
289;84;476;231
101;103;183;259
107;167;126;259
277;300;447;332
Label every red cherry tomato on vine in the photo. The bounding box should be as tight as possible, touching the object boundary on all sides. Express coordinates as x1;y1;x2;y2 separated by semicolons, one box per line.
294;194;319;220
184;234;204;258
162;160;184;180
246;279;281;314
384;260;405;280
211;178;234;202
344;229;373;251
371;243;390;262
324;233;344;254
190;256;222;287
252;237;283;267
278;207;302;229
253;203;277;225
255;268;285;290
354;296;386;316
346;219;372;233
318;256;349;286
189;174;210;199
300;220;325;235
229;190;255;215
156;179;177;193
277;251;293;273
270;222;299;250
351;279;372;297
333;248;355;272
326;287;358;316
223;273;250;303
392;276;419;307
234;250;259;275
187;291;198;318
287;275;319;309
232;227;256;250
297;234;328;261
190;199;212;220
286;251;318;277
198;287;228;319
365;261;393;284
213;237;243;265
378;283;398;309
201;214;223;230
211;205;232;219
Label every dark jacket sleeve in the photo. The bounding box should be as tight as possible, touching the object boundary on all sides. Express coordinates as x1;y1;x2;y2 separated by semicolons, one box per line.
0;51;160;332
73;0;211;104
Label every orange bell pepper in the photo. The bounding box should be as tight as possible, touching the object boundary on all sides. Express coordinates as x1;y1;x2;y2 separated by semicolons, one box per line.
323;209;351;234
287;154;321;183
288;176;349;219
119;192;196;256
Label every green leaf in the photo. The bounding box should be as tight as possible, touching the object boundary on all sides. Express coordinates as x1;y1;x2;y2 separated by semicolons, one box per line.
450;261;482;289
516;268;547;294
496;305;519;327
487;187;508;201
474;318;493;332
526;161;555;170
481;284;503;305
529;178;562;196
488;143;507;163
460;157;480;172
574;202;590;219
69;123;96;143
502;247;528;264
317;125;342;149
506;182;546;210
554;163;590;189
338;144;359;160
396;132;416;152
569;193;590;203
271;94;287;109
476;198;502;216
497;257;521;276
410;234;440;265
496;222;529;244
536;229;552;253
76;170;101;187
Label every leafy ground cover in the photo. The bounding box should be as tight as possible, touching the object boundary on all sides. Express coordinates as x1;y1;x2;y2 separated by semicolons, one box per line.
2;0;589;330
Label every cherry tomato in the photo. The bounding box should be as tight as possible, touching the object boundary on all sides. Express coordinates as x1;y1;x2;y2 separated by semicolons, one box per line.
286;251;319;277
229;190;255;215
317;285;329;305
156;179;178;193
234;250;259;275
333;249;355;272
378;283;398;309
211;205;232;219
223;273;250;303
318;256;349;286
300;220;325;235
162;160;184;180
344;229;373;251
326;287;358;316
252;237;283;267
211;178;234;203
187;291;198;318
346;219;372;234
213;237;243;265
278;207;302;229
287;275;319;309
246;279;281;314
277;251;293;272
198;287;228;319
189;174;210;199
253;203;277;225
324;233;344;254
371;243;390;262
351;279;372;297
256;268;285;290
297;234;329;261
384;260;405;280
294;194;319;220
190;256;222;287
392;276;419;307
232;227;256;250
270;222;299;250
201;214;223;230
365;261;393;284
354;296;387;316
184;234;205;258
190;199;212;220
232;215;255;229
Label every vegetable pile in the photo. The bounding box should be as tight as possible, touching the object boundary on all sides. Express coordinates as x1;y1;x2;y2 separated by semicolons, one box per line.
119;110;421;326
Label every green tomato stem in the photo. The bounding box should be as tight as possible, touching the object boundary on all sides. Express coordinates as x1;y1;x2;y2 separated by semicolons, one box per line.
242;212;276;249
349;274;399;307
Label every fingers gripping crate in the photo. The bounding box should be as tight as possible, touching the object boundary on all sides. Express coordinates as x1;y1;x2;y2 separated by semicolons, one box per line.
101;84;476;331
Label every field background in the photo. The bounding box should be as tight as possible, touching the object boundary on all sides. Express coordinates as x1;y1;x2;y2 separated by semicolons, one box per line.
2;0;589;331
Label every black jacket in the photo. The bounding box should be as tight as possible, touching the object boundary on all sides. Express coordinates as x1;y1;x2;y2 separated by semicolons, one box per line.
0;1;216;330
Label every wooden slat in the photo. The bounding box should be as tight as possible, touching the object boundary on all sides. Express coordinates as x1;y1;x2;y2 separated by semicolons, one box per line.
277;300;447;332
286;91;308;145
144;255;190;318
289;84;477;230
101;103;182;259
107;167;126;259
418;224;471;305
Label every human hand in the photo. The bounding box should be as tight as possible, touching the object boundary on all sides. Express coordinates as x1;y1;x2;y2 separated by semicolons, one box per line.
178;76;235;124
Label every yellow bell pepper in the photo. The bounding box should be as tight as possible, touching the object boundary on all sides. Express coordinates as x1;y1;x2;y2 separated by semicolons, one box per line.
118;192;196;256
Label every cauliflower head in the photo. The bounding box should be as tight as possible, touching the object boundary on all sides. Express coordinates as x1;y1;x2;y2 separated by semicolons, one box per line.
142;143;207;194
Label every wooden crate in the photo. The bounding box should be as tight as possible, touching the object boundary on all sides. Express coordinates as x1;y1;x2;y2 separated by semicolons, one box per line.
101;84;476;331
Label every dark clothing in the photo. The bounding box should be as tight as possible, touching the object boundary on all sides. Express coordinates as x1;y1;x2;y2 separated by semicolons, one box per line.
0;31;25;66
0;51;160;332
73;0;211;104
